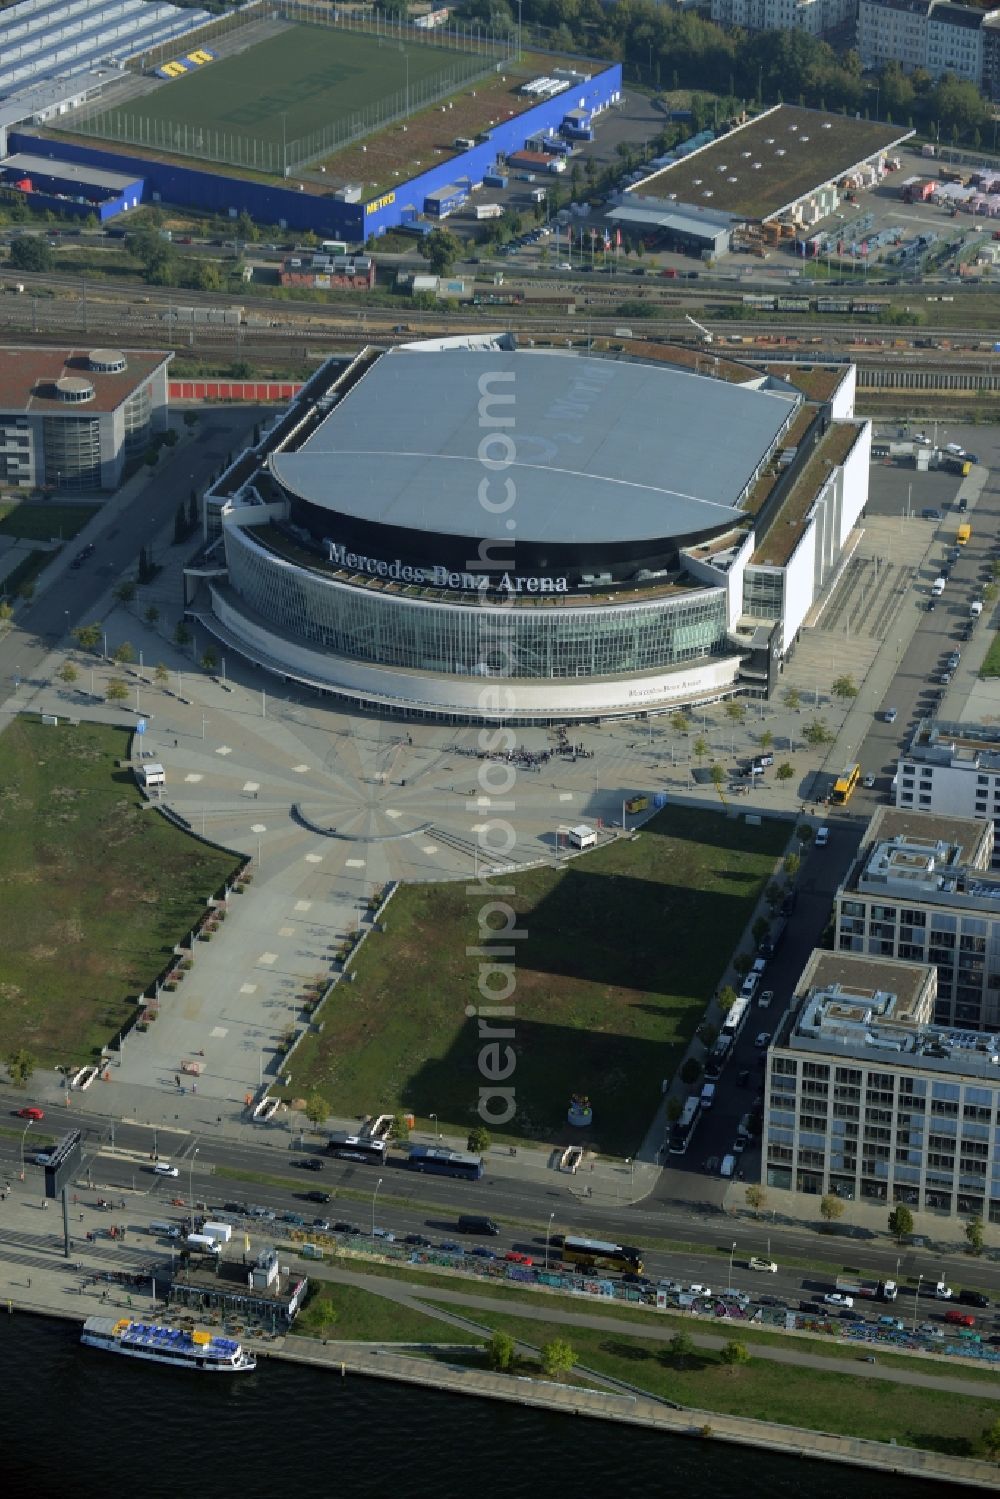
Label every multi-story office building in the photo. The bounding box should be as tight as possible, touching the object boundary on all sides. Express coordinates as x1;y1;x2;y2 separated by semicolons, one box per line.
763;947;1000;1221
0;346;170;491
711;0;855;37
895;720;1000;870
835;807;1000;1030
858;0;1000;85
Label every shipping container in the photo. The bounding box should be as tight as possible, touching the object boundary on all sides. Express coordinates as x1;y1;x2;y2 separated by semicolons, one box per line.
474;202;504;220
483;173;508;189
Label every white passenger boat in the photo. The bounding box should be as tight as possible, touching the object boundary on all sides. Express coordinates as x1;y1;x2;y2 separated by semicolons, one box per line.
81;1316;256;1372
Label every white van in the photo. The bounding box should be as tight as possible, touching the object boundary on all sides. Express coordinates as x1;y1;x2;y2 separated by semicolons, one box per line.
932;576;946;597
719;1154;736;1178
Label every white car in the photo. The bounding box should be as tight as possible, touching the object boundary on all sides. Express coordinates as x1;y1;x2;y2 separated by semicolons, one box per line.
754;1031;771;1049
863;774;876;789
686;1283;712;1298
758;989;774;1009
557;261;572;270
749;1257;778;1273
153;1161;179;1178
824;1292;854;1308
814;827;830;848
935;1282;954;1300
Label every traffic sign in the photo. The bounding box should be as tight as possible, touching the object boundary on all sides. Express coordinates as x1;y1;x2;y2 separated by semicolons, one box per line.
136;719;146;735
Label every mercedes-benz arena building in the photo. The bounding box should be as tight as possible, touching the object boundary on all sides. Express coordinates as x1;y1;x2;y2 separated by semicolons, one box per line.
194;337;857;723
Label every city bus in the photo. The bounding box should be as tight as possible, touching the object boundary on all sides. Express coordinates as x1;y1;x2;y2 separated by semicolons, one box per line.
326;1131;387;1165
405;1145;484;1180
558;1235;644;1274
831;763;861;805
669;1094;702;1155
957;522;972;546
722;994;751;1041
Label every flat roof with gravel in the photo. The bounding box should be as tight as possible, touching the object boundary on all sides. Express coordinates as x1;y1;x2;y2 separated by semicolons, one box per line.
629;105;913;222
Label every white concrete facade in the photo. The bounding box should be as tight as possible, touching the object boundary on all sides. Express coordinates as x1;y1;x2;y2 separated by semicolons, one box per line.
711;0;855;36
858;0;1000;84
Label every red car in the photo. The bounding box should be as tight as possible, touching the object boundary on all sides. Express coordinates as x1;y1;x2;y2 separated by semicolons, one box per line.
17;1106;44;1120
504;1251;533;1266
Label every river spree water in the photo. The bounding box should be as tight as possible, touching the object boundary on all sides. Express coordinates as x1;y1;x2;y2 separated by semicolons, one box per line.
3;1314;961;1498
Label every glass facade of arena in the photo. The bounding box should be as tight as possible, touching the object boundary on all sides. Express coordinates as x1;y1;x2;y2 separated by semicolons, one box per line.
225;525;728;679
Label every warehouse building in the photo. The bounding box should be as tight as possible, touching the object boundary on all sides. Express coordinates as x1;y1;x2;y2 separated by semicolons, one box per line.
184;337;870;723
614;105;913;250
0;346;170;490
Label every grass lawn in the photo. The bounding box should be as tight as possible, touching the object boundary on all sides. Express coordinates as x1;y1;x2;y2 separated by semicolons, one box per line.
460;1310;1000;1459
0;718;240;1065
980;631;1000;678
286;805;788;1153
0;503;99;541
292;1281;481;1345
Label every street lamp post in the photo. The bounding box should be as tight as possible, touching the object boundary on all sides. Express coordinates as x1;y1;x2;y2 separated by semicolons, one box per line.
728;1239;736;1292
429;1112;439;1140
19;1118;33;1180
912;1273;922;1333
188;1147;199;1228
372;1176;383;1238
545;1210;555;1267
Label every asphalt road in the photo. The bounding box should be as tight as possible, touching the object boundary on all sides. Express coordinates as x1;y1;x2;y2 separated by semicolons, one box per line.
0;405;265;695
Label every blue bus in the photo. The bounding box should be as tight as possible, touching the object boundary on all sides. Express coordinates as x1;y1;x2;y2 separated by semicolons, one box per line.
406;1145;484;1181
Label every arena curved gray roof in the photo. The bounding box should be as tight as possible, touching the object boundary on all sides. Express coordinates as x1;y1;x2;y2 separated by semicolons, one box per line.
269;348;799;546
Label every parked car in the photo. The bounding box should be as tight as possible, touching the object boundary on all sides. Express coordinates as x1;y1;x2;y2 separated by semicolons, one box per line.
505;1250;534;1265
438;1241;461;1254
882;708;898;723
404;1234;432;1247
754;1031;771;1049
863;774;876;789
749;1257;778;1273
814;827;830;848
825;1293;854;1308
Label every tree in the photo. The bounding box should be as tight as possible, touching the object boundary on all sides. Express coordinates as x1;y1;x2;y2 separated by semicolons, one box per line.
832;674;858;701
57;661;78;685
73;622;102;653
759;730;774;751
200;649;218;675
966;1215;985;1256
783;687;801;712
665;1095;683;1123
803;719;833;746
709;762;725;789
752;916;770;949
733;951;754;979
725;700;745;724
424;228;462;276
303;1092;327;1127
105;678;130;703
820;1193;845;1223
145;605;160;627
113;580;136;607
718;984;738;1016
776;762;794;784
672;713;689;735
796;823;814;848
745;1184;767;1215
764;881;783;912
174;622;192;649
693;734;709;763
6;1047;34;1086
720;1340;750;1368
488;1330;516;1372
888;1203;914;1241
680;1055;702;1085
154;663;169;686
468;1124;491;1153
783;852;800;880
388;1112;410;1141
668;1329;695;1367
541;1338;576;1379
113;641;135;665
9;236;53;272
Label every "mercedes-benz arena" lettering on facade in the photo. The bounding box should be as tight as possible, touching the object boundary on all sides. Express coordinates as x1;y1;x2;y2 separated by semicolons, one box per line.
324;540;569;594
